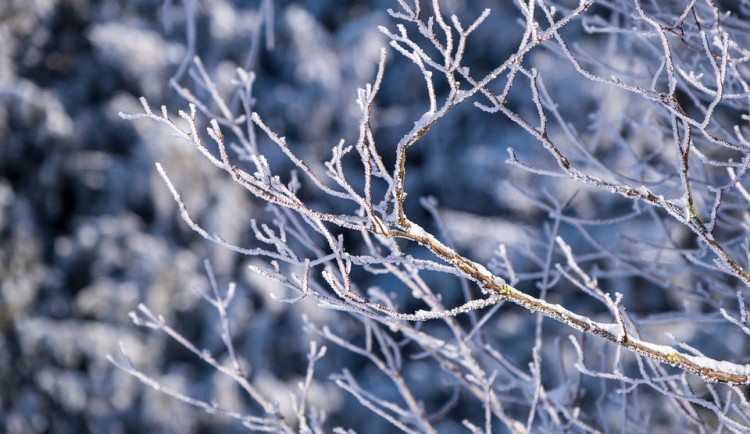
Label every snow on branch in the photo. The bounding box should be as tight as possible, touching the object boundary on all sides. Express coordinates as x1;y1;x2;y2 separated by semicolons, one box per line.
119;0;750;431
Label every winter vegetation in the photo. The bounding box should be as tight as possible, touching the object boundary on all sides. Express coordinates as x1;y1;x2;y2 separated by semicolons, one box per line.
4;0;750;432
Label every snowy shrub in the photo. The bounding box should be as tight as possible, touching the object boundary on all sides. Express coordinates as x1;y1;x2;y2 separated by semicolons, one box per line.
115;0;750;432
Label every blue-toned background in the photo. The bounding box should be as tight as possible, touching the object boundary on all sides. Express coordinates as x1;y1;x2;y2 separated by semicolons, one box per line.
4;0;746;432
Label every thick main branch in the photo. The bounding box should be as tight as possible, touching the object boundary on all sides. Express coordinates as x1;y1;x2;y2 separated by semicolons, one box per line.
393;220;750;385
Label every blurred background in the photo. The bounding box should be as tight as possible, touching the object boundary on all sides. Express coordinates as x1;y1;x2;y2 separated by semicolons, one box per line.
0;1;529;432
4;0;748;432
